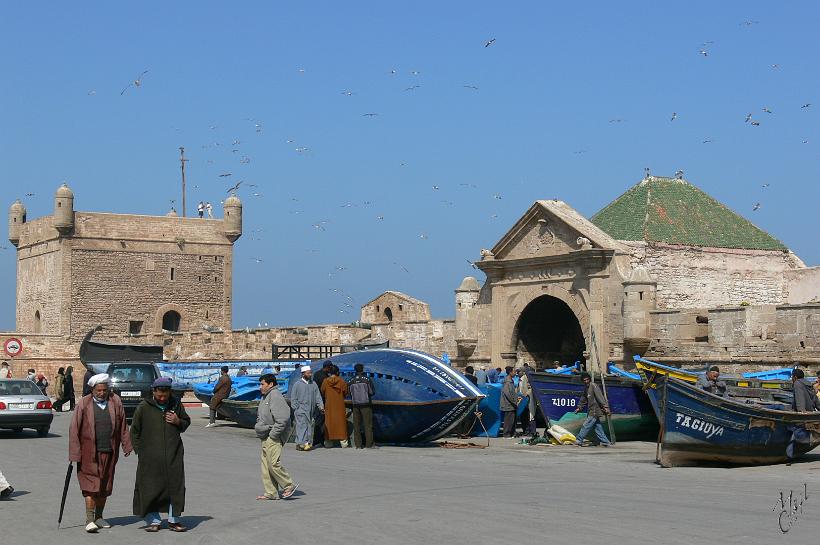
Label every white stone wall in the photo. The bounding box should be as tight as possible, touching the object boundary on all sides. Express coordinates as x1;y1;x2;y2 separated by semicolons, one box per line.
624;241;803;309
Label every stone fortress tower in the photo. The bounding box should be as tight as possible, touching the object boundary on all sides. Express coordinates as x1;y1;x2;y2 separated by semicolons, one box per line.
8;184;242;340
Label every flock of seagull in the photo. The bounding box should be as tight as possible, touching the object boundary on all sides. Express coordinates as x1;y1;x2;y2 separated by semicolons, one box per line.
10;19;816;324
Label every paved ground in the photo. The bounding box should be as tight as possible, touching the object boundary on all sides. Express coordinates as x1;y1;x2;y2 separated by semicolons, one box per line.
1;407;819;544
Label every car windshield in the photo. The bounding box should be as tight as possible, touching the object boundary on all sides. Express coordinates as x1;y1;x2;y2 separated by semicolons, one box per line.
0;380;42;396
109;366;154;384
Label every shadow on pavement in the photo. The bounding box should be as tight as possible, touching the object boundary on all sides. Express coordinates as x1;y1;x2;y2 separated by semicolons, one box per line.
106;515;214;530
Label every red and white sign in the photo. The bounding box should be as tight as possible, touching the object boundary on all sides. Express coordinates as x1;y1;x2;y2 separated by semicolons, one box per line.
4;338;23;357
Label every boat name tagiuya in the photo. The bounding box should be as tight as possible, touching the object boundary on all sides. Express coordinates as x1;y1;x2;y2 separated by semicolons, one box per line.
675;412;725;439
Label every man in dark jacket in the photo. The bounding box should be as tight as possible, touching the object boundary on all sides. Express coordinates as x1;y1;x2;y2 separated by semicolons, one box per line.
83;368;94;396
573;373;611;447
500;367;518;438
311;361;334;446
787;369;820;460
695;366;727;397
255;374;298;500
207;366;232;428
131;377;190;532
348;364;376;448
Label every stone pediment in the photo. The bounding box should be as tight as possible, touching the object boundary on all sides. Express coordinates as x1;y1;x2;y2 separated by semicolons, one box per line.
490;200;627;261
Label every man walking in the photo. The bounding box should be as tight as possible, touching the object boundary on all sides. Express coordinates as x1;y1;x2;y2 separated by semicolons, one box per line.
0;468;13;499
53;367;66;412
573;372;612;447
288;366;324;451
500;367;518;438
69;374;132;532
348;364;375;449
207;366;232;428
131;377;190;532
255;374;298;500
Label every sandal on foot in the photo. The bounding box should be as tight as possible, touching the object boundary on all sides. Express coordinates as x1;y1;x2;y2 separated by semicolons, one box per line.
256;494;279;500
281;482;300;499
168;522;187;532
144;524;160;533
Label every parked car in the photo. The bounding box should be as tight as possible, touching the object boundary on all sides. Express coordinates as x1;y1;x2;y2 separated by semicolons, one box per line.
107;362;161;420
0;379;54;436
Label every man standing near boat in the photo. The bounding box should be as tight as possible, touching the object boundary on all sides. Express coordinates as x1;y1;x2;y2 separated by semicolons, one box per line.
320;365;349;448
289;366;324;451
348;363;376;449
787;369;820;461
500;367;518;438
131;377;190;532
695;366;727;397
68;373;132;533
573;372;612;447
207;366;232;428
255;374;298;500
517;368;536;437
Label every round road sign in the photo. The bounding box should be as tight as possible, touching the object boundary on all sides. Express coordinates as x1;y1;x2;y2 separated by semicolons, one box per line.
4;338;23;357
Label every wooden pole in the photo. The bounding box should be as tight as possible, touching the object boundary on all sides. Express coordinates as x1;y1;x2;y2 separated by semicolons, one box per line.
179;146;187;217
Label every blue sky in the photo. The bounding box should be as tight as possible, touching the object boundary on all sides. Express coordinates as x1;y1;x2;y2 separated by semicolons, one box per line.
1;1;818;330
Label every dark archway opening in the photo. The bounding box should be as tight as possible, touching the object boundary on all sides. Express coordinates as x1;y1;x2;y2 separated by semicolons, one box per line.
383;307;393;322
162;310;181;332
515;295;585;369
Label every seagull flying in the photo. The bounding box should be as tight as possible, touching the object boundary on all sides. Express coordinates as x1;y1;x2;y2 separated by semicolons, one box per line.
485;38;496;48
120;70;149;95
463;85;479;90
745;113;753;123
670;112;677;121
362;113;379;117
801;103;812;109
752;203;761;211
226;181;243;193
762;107;772;113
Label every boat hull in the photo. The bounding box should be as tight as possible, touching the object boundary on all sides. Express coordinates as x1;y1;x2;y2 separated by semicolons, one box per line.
528;371;658;441
644;376;820;467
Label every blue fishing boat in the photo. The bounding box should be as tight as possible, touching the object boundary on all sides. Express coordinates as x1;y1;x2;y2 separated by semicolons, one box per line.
528;367;658;441
192;374;290;407
284;348;484;443
639;373;820;467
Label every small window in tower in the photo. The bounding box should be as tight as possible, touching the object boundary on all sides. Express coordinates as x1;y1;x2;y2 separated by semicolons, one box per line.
399;304;403;311
458;302;462;309
198;256;202;261
205;310;209;319
198;276;202;282
170;267;175;281
128;321;144;334
58;202;62;208
215;276;218;283
34;310;41;334
639;292;644;300
214;256;218;262
376;305;380;312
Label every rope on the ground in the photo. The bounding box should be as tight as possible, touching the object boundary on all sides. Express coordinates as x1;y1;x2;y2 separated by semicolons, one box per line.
439;441;487;449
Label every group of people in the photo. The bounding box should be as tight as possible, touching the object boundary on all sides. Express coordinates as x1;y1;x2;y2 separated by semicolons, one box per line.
68;373;189;533
288;361;376;450
461;364;539;440
1;362;78;411
196;201;213;218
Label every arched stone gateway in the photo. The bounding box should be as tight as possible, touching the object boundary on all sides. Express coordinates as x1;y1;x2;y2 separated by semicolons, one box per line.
514;295;585;368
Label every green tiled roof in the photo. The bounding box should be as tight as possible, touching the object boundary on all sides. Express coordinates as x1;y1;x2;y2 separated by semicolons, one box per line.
590;177;787;250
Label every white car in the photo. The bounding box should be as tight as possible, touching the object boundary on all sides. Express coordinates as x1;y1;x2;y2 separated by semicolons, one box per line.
0;379;54;436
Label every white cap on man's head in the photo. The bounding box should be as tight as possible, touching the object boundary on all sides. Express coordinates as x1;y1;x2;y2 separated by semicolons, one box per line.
300;365;312;373
87;373;111;387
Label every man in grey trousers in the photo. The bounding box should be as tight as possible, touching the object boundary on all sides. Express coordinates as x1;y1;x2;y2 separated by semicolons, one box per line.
573;372;612;447
254;374;298;500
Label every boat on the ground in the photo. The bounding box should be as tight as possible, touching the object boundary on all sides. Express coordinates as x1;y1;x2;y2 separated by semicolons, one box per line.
638;371;820;467
528;366;658;441
192;374;290;408
218;399;262;428
634;356;793;402
285;348;484;443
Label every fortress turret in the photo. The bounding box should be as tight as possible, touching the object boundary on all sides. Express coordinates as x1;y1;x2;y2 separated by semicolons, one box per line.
455;276;481;358
622;266;657;358
8;200;26;246
54;183;75;234
223;194;243;242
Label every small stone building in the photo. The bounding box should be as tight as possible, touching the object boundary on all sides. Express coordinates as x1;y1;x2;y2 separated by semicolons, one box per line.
360;291;431;324
8;184;243;341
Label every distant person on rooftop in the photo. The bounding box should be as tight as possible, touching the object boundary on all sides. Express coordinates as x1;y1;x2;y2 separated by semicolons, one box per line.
696;366;727;397
197;201;204;218
205;201;213;218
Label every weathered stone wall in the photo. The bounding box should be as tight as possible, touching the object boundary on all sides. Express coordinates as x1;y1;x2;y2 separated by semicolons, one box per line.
69;249;228;339
785;266;820;304
16;241;64;334
0;333;82;397
644;303;820;367
360;292;431;324
370;320;457;359
625;241;804;309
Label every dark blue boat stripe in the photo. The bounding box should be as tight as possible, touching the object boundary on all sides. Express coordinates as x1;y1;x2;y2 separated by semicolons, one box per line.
667;401;746;431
